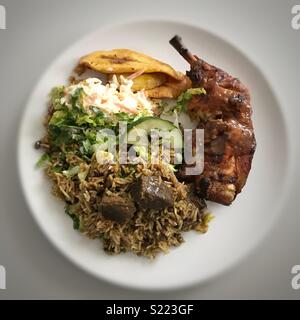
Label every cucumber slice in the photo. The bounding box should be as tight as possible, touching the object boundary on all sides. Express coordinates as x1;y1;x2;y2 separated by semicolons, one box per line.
127;117;182;149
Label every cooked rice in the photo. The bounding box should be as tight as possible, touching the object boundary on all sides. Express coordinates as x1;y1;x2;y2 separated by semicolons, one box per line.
41;149;212;258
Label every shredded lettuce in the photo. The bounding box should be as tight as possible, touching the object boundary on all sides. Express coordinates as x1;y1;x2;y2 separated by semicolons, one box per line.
46;84;153;160
49;125;83;146
50;86;65;110
70;87;85;109
160;87;206;115
49;110;68;126
176;87;206;113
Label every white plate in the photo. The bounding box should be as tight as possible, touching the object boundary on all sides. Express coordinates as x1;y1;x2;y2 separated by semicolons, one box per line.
18;20;291;291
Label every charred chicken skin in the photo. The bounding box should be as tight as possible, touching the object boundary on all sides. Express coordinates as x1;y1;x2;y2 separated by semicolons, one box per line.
170;36;256;205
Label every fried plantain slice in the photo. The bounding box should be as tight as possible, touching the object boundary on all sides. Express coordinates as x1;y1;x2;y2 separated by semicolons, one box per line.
107;73;168;91
145;74;192;99
79;49;183;81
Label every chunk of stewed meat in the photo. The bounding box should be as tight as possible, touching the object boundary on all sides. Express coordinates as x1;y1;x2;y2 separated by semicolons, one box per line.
130;176;175;210
98;193;136;224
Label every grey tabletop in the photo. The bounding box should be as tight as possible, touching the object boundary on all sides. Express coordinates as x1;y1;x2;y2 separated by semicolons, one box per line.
0;0;299;299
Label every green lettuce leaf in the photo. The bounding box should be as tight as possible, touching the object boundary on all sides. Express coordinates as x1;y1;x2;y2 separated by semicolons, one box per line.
50;86;65;110
176;87;206;113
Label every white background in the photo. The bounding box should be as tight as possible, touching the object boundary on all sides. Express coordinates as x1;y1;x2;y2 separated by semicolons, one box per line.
0;0;299;299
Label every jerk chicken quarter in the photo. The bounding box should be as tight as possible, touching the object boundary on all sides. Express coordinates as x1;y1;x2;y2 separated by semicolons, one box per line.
170;36;256;205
